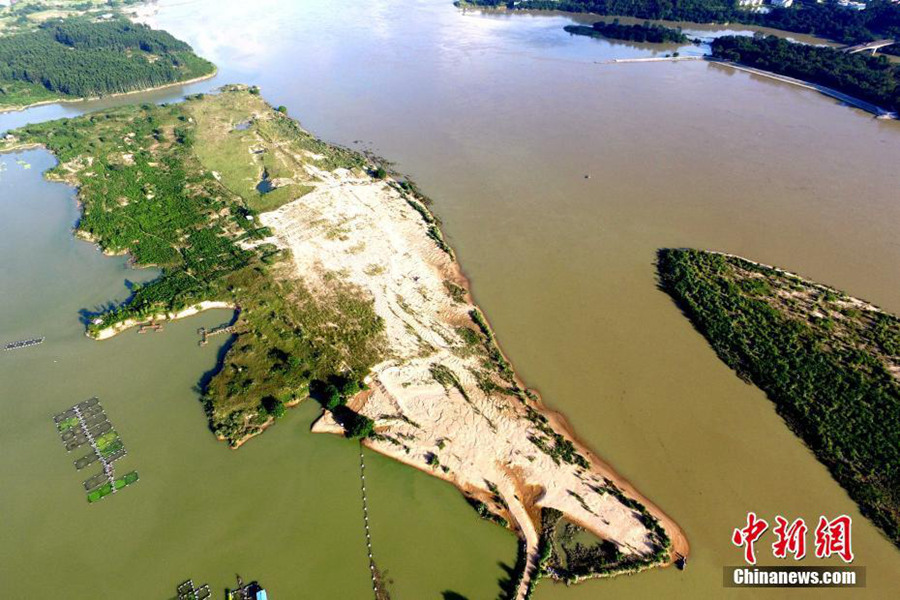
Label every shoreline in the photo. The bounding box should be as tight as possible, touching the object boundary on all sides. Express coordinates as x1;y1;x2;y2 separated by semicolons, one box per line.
462;3;896;120
428;239;690;562
605;56;898;119
0;70;218;116
259;164;689;596
91;301;235;340
12;82;688;595
707;59;898;119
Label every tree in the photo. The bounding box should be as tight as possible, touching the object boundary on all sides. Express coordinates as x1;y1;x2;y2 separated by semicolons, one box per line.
261;396;286;419
324;384;343;411
345;413;375;439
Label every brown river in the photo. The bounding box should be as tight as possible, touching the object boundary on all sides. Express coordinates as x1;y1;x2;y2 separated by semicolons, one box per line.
1;1;898;598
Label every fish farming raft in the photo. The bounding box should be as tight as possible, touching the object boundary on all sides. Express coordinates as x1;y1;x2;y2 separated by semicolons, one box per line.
53;397;139;503
4;337;44;351
177;579;212;600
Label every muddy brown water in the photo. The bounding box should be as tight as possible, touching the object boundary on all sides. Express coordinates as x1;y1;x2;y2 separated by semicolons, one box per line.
1;1;899;598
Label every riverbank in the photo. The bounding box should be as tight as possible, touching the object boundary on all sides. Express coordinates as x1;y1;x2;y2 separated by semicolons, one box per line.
91;301;235;340
0;70;218;115
710;59;897;119
604;55;898;119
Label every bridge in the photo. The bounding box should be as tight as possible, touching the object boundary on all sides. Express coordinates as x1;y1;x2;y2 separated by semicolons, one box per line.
842;39;896;55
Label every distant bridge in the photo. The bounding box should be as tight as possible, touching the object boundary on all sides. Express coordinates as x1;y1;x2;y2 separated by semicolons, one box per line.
842;39;896;54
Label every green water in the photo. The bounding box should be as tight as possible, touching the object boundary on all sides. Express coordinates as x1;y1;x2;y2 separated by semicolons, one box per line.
2;0;900;598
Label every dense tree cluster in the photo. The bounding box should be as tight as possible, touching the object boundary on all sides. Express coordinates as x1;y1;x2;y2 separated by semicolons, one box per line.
658;248;900;548
565;19;688;43
711;34;900;112
0;18;213;99
463;0;900;45
47;18;193;53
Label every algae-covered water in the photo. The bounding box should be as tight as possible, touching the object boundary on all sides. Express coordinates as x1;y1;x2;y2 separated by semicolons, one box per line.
2;1;900;598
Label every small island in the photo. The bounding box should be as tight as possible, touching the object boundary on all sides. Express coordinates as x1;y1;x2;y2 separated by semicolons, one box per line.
0;7;215;111
565;20;688;44
3;86;688;598
658;248;900;548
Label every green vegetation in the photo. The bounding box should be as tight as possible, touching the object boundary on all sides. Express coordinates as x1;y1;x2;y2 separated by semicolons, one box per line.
6;87;385;446
0;0;137;33
57;416;79;431
468;308;514;383
337;407;376;439
464;496;509;528
87;470;139;503
498;503;669;596
524;405;589;468
658;248;900;547
443;280;467;303
541;501;669;583
0;17;214;109
430;363;471;403
564;20;688;44
462;0;900;46
712;34;900;113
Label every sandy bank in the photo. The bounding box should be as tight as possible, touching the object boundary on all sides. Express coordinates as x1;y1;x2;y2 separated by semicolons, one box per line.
91;301;235;340
261;165;688;596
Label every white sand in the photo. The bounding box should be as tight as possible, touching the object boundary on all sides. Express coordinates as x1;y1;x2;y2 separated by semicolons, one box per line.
261;169;688;595
92;301;234;340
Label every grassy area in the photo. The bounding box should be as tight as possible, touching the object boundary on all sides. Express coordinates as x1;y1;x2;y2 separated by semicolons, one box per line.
6;86;385;446
658;248;900;547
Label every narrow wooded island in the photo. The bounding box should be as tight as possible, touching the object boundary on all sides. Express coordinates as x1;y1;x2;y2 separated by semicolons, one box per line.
658;249;900;548
565;20;688;44
2;86;687;598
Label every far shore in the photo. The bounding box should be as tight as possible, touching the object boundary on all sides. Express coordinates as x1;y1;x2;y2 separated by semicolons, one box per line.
606;56;898;120
0;70;218;116
708;59;898;119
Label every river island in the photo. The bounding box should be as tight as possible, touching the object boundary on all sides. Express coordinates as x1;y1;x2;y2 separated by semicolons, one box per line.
2;85;688;597
658;249;900;548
